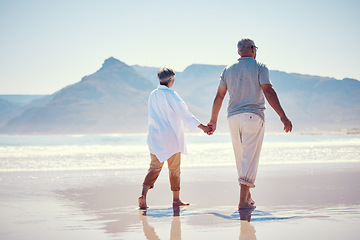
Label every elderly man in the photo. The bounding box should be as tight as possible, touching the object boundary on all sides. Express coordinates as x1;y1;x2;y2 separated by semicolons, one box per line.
208;38;292;209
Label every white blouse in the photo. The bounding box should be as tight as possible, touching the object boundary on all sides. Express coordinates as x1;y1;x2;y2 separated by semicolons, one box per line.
147;85;201;162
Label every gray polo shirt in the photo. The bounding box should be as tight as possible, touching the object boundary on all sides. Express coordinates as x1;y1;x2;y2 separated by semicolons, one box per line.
219;57;271;120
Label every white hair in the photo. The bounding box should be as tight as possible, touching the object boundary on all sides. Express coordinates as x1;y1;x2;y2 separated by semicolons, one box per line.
237;38;255;54
157;67;175;86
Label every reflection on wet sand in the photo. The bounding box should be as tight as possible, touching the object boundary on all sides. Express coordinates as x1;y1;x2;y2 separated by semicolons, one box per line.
139;210;160;240
239;209;257;240
139;206;182;240
139;207;258;240
170;206;181;240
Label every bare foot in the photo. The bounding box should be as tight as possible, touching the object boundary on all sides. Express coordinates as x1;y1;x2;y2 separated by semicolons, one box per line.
138;196;148;209
247;193;255;205
238;201;256;210
173;199;190;206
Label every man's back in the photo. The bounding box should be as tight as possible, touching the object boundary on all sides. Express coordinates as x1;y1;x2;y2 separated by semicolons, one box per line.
220;57;271;120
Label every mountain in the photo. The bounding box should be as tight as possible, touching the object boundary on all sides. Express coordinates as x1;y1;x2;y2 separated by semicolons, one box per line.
1;57;155;134
266;72;360;132
0;99;22;127
0;95;47;103
0;57;359;134
0;95;52;127
132;65;159;85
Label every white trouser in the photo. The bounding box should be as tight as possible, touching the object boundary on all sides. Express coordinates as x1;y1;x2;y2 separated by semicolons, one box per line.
228;113;265;188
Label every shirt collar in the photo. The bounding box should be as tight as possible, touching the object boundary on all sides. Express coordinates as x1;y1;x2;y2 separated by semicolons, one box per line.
238;57;254;61
157;85;170;90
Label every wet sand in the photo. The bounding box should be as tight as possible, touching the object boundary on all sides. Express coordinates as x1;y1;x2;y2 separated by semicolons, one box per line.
1;163;360;239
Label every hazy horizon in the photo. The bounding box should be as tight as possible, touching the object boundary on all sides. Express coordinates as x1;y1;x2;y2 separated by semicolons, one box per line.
1;58;358;96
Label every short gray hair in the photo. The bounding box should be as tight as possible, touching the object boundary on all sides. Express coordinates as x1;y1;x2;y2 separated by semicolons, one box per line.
237;38;255;55
157;67;175;85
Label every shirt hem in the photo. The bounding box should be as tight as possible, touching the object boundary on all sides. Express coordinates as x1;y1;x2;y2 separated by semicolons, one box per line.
227;111;265;121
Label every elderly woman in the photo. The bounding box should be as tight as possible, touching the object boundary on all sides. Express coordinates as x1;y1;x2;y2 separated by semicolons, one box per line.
138;67;211;209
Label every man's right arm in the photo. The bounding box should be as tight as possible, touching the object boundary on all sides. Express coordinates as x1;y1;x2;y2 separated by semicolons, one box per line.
261;84;292;133
208;86;227;134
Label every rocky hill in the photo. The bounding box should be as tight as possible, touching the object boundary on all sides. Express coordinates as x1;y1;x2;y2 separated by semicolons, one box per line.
1;57;154;134
1;57;359;134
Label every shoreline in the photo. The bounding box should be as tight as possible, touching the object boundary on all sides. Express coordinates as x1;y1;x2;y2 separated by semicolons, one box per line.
1;163;359;239
0;129;359;136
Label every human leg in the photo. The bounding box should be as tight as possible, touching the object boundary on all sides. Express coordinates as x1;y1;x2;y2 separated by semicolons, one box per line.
241;113;264;186
172;191;189;206
228;113;264;208
228;115;250;207
139;185;150;209
167;153;189;206
239;184;256;209
167;153;181;192
248;191;255;205
139;153;164;209
239;113;265;207
228;114;244;183
228;115;253;208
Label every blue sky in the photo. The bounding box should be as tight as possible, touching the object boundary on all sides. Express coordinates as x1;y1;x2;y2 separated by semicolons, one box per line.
1;0;359;94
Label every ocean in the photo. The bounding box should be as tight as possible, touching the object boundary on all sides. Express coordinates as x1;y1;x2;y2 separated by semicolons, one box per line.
0;134;359;172
1;133;359;240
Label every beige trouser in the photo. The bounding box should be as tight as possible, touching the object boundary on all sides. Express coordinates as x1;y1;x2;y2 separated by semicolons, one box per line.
228;113;265;188
143;152;181;191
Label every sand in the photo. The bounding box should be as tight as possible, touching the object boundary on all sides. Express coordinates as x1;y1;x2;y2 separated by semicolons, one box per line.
0;163;360;239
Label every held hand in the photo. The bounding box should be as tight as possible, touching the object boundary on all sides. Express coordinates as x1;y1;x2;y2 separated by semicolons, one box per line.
202;125;213;135
281;116;292;133
207;121;216;135
199;124;213;135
